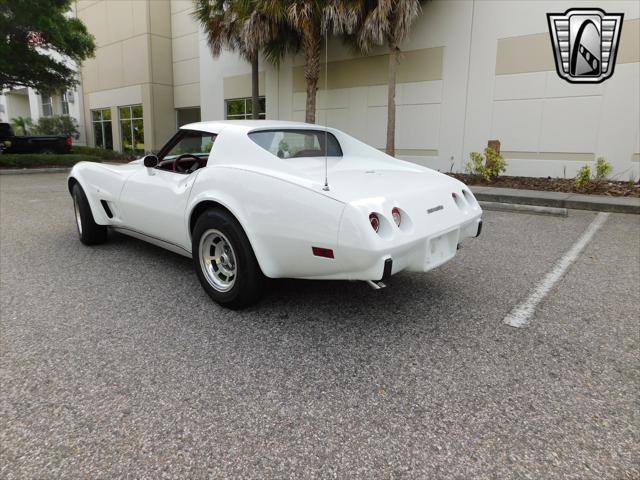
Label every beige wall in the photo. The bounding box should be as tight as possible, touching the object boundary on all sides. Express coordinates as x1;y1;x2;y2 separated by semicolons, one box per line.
75;0;639;179
77;0;175;151
171;0;200;109
4;91;31;120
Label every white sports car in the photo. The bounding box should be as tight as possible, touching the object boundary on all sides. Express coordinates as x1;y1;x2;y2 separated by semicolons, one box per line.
69;120;482;308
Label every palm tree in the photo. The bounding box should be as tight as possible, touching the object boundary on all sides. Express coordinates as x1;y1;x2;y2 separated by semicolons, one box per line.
259;0;358;124
10;116;33;136
194;0;279;119
351;0;423;156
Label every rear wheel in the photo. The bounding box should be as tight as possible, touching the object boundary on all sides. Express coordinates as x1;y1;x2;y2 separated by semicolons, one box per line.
72;184;107;245
192;209;263;309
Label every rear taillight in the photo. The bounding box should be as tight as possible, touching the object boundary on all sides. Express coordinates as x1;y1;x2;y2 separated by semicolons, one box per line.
312;247;334;258
66;136;72;146
452;192;464;209
391;207;401;227
369;213;380;232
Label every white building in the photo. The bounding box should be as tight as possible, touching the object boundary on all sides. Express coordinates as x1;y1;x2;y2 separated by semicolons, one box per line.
75;0;639;179
0;86;86;145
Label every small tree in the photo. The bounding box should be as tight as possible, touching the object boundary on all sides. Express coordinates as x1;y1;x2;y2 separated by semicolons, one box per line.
10;116;34;136
0;0;95;91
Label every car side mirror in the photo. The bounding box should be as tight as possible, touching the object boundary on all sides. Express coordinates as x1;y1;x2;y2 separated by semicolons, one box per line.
143;154;158;168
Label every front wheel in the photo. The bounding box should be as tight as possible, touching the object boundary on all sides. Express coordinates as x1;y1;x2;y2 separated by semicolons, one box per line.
192;209;264;309
72;184;107;245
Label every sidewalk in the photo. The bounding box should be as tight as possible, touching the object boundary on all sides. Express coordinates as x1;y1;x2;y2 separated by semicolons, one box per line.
471;186;640;214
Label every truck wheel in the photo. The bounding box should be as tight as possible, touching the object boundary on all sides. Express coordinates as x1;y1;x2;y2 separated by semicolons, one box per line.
192;209;263;309
72;184;107;245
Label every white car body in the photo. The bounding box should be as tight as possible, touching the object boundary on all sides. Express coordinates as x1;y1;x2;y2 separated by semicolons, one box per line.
68;120;482;283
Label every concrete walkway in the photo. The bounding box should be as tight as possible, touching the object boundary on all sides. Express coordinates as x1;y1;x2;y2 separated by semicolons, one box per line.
471;186;640;214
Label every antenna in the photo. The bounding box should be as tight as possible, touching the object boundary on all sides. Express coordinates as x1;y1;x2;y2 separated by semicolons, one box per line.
322;23;330;191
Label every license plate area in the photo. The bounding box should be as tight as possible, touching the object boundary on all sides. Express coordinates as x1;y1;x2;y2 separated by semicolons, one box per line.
426;230;458;267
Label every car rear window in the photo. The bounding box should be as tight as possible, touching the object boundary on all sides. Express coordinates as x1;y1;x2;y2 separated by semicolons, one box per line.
249;129;342;159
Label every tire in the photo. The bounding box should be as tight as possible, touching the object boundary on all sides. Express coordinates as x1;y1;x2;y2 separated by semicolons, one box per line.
72;184;107;245
192;208;264;309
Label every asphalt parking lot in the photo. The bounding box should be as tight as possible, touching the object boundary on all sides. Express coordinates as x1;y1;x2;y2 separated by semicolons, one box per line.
1;173;638;479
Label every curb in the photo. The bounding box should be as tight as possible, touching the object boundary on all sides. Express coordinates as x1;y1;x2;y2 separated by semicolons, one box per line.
471;186;640;215
0;167;71;175
478;201;568;217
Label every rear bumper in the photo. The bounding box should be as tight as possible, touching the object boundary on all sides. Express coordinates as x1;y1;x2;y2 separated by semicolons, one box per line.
310;214;482;281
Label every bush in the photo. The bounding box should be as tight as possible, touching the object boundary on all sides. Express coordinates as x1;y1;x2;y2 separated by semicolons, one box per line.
465;147;507;181
575;166;592;189
71;145;128;161
575;157;613;190
33;115;79;139
595;157;612;182
0;154;101;169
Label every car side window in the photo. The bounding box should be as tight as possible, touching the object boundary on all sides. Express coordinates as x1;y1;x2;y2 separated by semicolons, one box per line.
249;129;342;158
162;131;216;160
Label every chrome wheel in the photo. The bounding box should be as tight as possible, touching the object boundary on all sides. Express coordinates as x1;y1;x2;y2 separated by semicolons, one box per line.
73;194;83;235
199;229;237;292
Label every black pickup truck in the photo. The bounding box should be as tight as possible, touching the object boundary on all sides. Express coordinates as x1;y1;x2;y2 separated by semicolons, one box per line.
0;122;72;154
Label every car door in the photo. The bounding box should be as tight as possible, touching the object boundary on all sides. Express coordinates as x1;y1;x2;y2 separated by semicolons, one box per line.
117;129;216;250
118;167;196;249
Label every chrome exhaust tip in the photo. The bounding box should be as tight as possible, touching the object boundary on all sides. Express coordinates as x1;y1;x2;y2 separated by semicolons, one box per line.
366;280;386;290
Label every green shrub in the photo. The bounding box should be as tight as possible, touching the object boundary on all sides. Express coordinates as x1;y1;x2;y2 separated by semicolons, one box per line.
71;145;128;161
33;115;79;139
0;154;101;169
10;116;34;135
466;151;484;176
575;165;592;190
595;157;612;181
465;147;507;181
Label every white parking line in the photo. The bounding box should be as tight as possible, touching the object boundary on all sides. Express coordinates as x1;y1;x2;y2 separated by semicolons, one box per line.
504;212;610;328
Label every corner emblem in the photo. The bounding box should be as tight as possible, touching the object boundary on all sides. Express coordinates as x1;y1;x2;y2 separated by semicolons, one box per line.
547;8;623;84
427;205;443;214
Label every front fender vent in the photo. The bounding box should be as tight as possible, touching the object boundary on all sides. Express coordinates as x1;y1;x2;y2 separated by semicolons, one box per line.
100;200;113;219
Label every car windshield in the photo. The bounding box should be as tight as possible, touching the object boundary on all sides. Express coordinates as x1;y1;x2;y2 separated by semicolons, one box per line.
249;129;342;159
162;130;216;160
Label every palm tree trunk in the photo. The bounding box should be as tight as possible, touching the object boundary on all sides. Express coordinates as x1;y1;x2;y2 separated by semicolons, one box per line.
251;53;260;119
386;44;399;157
304;34;321;124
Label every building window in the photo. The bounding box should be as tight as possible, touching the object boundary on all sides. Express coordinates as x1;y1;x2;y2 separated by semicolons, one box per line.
41;94;53;117
176;107;201;128
119;104;144;154
61;91;72;115
225;97;265;120
91;108;113;150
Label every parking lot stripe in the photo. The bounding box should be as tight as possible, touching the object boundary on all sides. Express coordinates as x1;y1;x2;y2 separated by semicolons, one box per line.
504;212;610;328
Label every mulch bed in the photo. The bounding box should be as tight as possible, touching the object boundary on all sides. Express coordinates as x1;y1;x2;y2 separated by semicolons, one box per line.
448;173;640;198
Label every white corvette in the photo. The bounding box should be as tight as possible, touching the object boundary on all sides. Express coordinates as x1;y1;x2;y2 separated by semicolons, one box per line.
69;120;482;308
